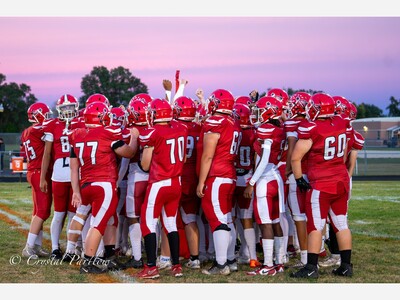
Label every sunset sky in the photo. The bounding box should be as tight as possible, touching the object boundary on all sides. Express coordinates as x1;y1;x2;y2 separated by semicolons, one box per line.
1;4;400;114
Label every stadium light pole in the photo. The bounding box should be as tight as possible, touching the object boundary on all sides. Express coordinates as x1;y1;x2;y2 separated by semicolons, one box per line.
363;126;368;175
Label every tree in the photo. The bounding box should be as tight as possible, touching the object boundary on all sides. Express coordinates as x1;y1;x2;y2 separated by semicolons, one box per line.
0;73;37;132
80;66;148;108
386;96;400;117
355;103;383;118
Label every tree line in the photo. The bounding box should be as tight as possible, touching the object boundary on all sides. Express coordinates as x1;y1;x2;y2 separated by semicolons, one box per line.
0;66;399;133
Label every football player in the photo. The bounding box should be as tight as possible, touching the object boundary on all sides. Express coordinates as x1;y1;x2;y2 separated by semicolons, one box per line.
21;103;53;258
290;93;353;278
69;102;138;273
196;89;242;276
318;96;364;268
123;95;152;269
232;102;260;268
40;94;79;259
136;98;188;279
244;96;286;276
285;91;312;268
173;96;202;269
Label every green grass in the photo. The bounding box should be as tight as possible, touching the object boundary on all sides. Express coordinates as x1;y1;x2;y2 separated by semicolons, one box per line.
0;181;399;284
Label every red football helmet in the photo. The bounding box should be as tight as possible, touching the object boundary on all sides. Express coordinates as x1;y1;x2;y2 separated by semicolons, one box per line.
109;106;127;128
85;93;110;108
235;96;252;107
147;98;173;126
348;102;358;120
250;96;283;125
267;88;289;106
83;102;110;127
289;92;311;119
27;102;52;124
173;96;197;121
306;93;335;121
130;93;153;104
127;99;148;126
233;103;252;128
56;94;79;121
207;89;235;115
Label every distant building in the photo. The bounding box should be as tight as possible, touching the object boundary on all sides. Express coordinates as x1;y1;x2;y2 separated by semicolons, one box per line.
352;117;400;148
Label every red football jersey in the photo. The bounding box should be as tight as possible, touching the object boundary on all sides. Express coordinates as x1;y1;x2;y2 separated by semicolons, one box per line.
176;120;202;173
69;126;124;184
297;115;351;194
348;128;365;151
139;120;188;183
197;114;242;179
235;127;256;171
254;122;285;166
42;118;73;181
21;124;45;171
42;118;71;160
129;124;149;163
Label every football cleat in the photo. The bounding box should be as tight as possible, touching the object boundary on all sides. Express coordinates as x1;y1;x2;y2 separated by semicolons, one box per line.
22;245;39;259
34;245;50;257
290;263;319;279
249;259;262;268
227;259;238;272
247;265;277;276
50;248;63;260
171;264;183;277
202;263;230;276
135;265;160;279
275;264;285;273
319;254;341;268
80;261;108;274
185;259;201;269
126;257;144;269
332;263;353;277
156;256;172;270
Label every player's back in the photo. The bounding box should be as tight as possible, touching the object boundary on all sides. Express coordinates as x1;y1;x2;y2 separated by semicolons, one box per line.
21;124;45;171
298;115;350;193
198;114;241;179
140;121;188;183
69;126;121;184
254;122;285;166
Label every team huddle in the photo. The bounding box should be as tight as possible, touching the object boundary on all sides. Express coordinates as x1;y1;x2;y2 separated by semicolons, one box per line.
20;80;364;280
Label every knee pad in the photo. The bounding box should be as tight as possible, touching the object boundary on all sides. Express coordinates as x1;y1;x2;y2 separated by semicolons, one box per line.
215;224;231;232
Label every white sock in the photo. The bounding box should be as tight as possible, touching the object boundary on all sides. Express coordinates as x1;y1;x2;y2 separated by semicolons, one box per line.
300;250;308;265
274;236;285;264
51;211;65;251
262;238;274;267
280;213;289;255
129;223;142;260
244;228;257;260
213;230;230;266
27;232;38;248
227;223;237;261
196;215;206;256
66;241;77;254
96;238;105;257
81;214;91;253
34;230;43;246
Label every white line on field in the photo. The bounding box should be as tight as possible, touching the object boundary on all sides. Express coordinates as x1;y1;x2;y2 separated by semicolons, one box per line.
351;196;400;203
0;206;135;283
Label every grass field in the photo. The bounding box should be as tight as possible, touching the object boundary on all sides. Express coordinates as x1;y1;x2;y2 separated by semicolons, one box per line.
0;181;399;286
